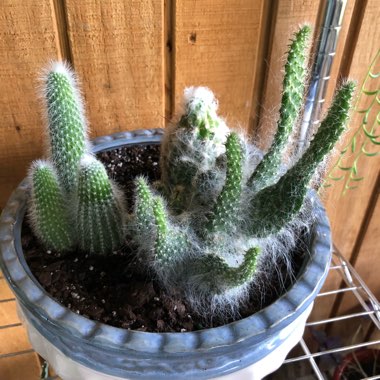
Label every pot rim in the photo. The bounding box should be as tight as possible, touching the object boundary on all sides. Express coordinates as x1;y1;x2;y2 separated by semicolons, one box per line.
0;128;332;355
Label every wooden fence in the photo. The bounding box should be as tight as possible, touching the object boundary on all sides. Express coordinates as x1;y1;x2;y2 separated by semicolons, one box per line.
0;0;379;324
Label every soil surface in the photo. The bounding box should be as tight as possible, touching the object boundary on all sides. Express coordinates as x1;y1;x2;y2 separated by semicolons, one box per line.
23;144;306;332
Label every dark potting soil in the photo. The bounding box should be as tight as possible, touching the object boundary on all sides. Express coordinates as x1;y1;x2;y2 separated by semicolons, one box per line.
23;144;306;332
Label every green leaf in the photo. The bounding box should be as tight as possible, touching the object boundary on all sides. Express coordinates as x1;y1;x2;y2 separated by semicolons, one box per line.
328;174;345;181
362;125;380;139
351;136;357;152
350;176;364;182
369;71;380;79
338;165;354;171
362;89;379;96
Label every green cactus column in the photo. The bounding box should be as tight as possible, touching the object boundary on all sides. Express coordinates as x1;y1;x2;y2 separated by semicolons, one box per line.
207;132;243;233
44;62;88;193
133;176;155;240
249;26;311;192
152;197;189;266
249;81;355;237
29;161;74;251
76;155;125;254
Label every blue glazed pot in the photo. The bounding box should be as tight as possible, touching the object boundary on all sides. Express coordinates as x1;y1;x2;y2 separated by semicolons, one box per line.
0;129;332;380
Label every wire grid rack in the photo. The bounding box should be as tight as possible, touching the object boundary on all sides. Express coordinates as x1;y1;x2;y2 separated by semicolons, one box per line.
1;247;380;380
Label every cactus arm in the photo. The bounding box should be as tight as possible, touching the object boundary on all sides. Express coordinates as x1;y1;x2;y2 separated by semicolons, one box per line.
152;197;189;265
207;132;243;233
249;26;311;192
133;176;155;240
248;81;355;237
28;161;74;251
43;62;88;193
189;247;260;294
76;155;125;254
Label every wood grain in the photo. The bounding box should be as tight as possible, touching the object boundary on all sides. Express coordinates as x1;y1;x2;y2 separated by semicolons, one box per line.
316;0;380;337
174;0;265;132
0;353;41;380
64;0;165;137
0;1;61;208
333;175;379;319
0;326;32;355
0;279;14;300
0;301;19;326
323;0;380;259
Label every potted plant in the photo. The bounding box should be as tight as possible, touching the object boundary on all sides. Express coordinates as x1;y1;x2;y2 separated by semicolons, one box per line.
0;25;355;380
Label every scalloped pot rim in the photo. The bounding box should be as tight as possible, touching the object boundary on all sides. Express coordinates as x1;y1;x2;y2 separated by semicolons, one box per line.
0;129;332;379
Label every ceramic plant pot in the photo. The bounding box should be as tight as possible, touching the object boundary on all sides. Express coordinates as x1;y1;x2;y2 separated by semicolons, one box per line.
0;129;332;380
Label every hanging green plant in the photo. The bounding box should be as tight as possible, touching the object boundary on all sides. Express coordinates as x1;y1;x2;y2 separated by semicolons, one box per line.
323;49;380;194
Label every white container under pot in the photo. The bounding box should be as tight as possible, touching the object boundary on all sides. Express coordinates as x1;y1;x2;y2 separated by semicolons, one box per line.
0;129;332;380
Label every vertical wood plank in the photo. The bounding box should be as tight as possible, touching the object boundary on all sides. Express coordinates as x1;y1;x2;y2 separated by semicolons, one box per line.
256;0;320;147
0;279;14;300
0;301;19;326
349;178;380;301
0;326;32;355
333;175;379;318
323;0;380;260
315;0;380;327
174;0;265;131
0;1;61;208
0;353;41;380
64;0;165;137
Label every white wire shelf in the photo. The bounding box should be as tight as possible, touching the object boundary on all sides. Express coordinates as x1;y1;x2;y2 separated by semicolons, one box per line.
268;247;380;380
1;248;379;379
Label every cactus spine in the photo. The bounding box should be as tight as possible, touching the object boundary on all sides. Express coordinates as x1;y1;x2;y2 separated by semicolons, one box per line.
249;25;311;192
29;161;74;251
76;155;125;254
44;62;87;193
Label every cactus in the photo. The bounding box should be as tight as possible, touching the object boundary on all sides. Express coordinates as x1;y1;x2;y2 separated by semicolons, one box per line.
207;132;243;234
133;176;155;241
27;25;355;318
129;26;354;314
160;87;229;212
28;161;74;251
152;197;190;266
76;155;125;254
43;62;88;193
248;81;355;237
28;63;125;255
249;25;311;192
187;247;260;295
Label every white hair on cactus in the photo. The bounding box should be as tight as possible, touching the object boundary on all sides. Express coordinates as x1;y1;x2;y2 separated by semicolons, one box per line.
183;86;219;113
79;152;96;168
